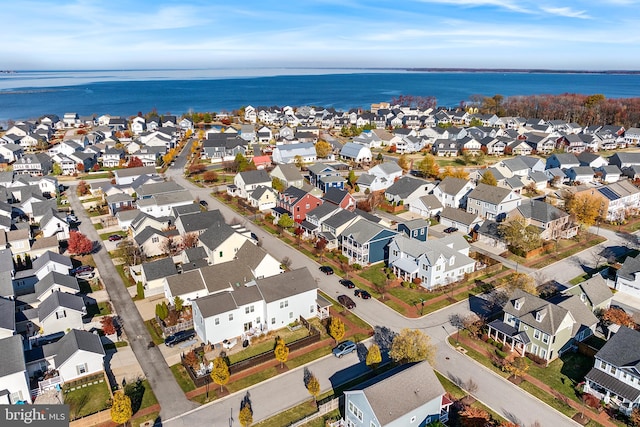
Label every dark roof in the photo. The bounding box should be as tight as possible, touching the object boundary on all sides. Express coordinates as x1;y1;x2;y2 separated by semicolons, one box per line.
53;329;105;367
467;183;514;205
177;209;225;234
516;199;568;223
440;206;480;226
166;270;206;296
386;176;429;198
38;291;86;322
238;170;270;185
33;251;72;271
197;222;236;251
142;257;178;282
617;254;640;281
575;275;613;307
585;367;640;402
0;297;15;332
0;335;26;376
257;267;316;303
35;271;80;297
596;326;640;368
323;188;350;205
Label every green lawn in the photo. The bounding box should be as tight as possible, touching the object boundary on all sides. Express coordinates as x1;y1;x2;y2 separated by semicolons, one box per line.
169;363;196;393
124;379;158;414
99;230;127;240
144;319;165;345
526;352;594;404
359;265;388;287
64;380;111;420
93;223;104;230
115;264;136;287
132;411;160;427
85;301;112;318
227;327;312;364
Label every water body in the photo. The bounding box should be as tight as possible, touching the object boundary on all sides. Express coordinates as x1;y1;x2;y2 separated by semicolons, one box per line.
1;68;640;122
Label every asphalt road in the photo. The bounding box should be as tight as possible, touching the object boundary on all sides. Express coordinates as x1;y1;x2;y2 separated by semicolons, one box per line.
162;162;579;426
68;189;199;421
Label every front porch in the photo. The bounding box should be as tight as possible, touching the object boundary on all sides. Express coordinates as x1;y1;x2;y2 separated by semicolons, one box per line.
487;319;530;356
584;368;640;416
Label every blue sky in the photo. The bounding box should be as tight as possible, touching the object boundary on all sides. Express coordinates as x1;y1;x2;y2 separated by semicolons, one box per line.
4;0;640;70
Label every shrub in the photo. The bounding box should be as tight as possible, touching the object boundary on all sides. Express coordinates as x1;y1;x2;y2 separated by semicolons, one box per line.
526;352;547;365
496;342;504;351
136;282;144;299
495;349;507;359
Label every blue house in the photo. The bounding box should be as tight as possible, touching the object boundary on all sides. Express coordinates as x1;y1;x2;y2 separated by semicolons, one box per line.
307;163;345;192
397;218;429;242
343;361;450;427
340;220;397;265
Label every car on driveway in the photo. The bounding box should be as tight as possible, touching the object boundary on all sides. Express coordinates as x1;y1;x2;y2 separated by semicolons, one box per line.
338;294;356;309
108;234;123;241
76;271;95;280
199;200;208;208
354;289;371;299
66;214;78;223
71;265;94;275
332;340;357;358
164;329;196;347
443;226;458;233
339;279;356;289
319;266;334;275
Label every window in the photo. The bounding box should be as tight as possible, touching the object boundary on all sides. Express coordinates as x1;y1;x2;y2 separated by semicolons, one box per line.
611;366;617;375
533;329;541;339
219;251;223;258
152;236;159;243
76;363;87;375
229;314;234;321
601;361;608;371
271;317;275;325
280;300;288;309
542;333;549;344
56;310;66;319
245;306;254;314
348;401;364;422
289;312;293;319
310;305;315;313
214;318;220;325
255;317;260;324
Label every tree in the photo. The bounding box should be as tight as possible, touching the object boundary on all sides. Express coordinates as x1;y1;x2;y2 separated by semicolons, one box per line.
181;232;199;249
274;337;290;368
203;170;218;182
389;328;436;364
315;140;333;158
565;192;601;229
68;230;93;255
277;214;294;229
439;166;468;180
505;356;530;379
239;403;253;427
314;238;327;261
77;180;90;196
459;406;491;427
52;163;63;176
188;162;206;175
76;163;85;172
100;316;116;335
602;307;635;328
306;373;320;403
328;316;345;343
347;170;357;189
630;407;640;427
502;272;538;296
397;154;410;172
210;356;230;392
155;301;169;321
174;296;184;313
110;390;132;426
416;155;440;178
294;155;304;169
115;240;142;266
234;153;254;172
498;217;542;253
127;156;144;168
271;177;285;192
479;170;497;186
365;343;382;369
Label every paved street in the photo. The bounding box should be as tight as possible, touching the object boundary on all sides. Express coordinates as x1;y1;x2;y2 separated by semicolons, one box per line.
68;189;199;421
162;161;579;427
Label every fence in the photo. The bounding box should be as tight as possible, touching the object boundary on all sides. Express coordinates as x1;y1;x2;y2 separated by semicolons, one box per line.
288;397;341;427
155;315;194;337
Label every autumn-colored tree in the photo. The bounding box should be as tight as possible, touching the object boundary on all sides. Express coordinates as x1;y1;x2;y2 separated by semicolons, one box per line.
294;155;304;169
479;170;497;186
439;166;469;180
505;356;530;379
389;328;436;364
315;140;333;158
203;170;218;182
565;192;602;229
239;403;253;427
188;163;206;175
127;156;144;168
306;374;321;403
329;317;345;343
629;407;640;427
92;163;101;172
77;180;90;196
110;390;132;426
210;356;230;392
314;238;327;261
602;307;636;328
416;155;440;178
397;154;410;172
365;343;382;369
76;163;85;172
68;230;93;255
501;272;538;296
181;232;199;249
100;316;116;335
459;406;491;427
274;337;290;368
498;217;542;253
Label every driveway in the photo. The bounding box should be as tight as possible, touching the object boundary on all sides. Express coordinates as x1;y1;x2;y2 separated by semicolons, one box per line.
68;188;199;420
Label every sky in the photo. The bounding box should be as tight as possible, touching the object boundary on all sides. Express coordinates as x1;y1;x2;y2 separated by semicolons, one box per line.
3;0;640;71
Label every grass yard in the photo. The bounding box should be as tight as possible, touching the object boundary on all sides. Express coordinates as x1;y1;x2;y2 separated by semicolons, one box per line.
124;379;158;414
64;380;111;420
226;327;313;364
144;319;165;345
85;301;112;318
132;412;160;427
170;363;196;393
526;352;594;404
99;230;127;240
115;264;136;287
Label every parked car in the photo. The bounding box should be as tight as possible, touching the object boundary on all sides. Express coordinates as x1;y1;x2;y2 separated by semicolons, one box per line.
443;227;458;233
75;271;95;280
338;294;356;309
354;289;371;299
199;200;208;208
71;265;93;275
332;340;357;358
66;214;78;223
164;329;196;347
108;234;123;241
339;279;356;289
319;266;334;275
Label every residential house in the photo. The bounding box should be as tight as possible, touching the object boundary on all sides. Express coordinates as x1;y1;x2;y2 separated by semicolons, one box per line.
546;153;580;171
106;193;135;216
323;188;356;211
388;233;474;289
397;218;430;242
409;194;443;218
192;267;317;346
342;361;450;427
432;177;475;209
229;170;272;199
340;220;397;265
113;166;157;185
36;291;86;336
251;155;272;170
198;222;253;265
270;164;305;189
508;199;578;240
487;289;597;364
466;183;521;221
565;166;595;184
271;142;317;165
438;207;483;234
174;209;225;237
599;165;622;183
140;257;178;296
385;176;434;207
356;161;403;193
249;186;278;211
340;142;372;163
0;144;24;163
578;152;608;169
624;128;640;146
0;335;31;403
136;189;193;218
39;208;70;241
13;153;52;176
276;186;322;223
308;163;345;192
584;326;640;415
563;275;613;313
581;181;640;222
134;227;178;258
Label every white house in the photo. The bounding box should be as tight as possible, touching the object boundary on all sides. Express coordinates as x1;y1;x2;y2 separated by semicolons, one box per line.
356;161;403;193
192;268;317;346
388;234;475;289
229;170;272;199
466;183;521;221
432;177;475;209
0;335;31;404
340;142;372;163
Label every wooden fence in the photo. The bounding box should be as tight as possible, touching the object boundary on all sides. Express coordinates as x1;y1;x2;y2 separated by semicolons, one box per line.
289;396;341;427
156;315;193;337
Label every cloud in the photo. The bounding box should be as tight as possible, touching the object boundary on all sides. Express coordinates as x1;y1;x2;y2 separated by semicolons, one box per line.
540;6;591;19
415;0;535;14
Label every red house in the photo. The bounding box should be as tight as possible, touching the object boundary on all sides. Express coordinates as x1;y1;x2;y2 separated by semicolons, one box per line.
323;188;356;211
277;186;323;222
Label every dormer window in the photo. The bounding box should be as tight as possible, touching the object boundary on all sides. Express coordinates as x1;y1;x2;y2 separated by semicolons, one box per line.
536;312;542;322
514;299;522;310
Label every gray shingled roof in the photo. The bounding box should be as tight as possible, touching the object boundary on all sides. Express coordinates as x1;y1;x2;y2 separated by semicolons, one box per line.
386;176;429;198
177;210;225;234
467;183;513;205
436;177;472;196
38;291;86;322
142;257;178;282
256;267;316;303
33;251;72;271
238;170;271;185
0;335;26;376
53;329;105;368
35;271;80;298
166;270;206;296
440;206;479;226
503;289;570;335
354;361;445;426
595;326;640;369
516;200;568;223
197;222;236;251
0;297;15;332
577;275;613;307
200;260;254;294
193;292;238;317
617;254;640;281
341;219;394;245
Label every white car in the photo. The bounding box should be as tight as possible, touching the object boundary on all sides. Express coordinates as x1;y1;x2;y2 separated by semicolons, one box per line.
75;271;95;280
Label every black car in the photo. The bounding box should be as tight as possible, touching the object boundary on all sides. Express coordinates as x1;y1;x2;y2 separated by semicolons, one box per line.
164;329;196;347
339;279;356;289
319;266;334;275
443;227;458;233
354;289;371;299
199;200;208;208
338;295;356;309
